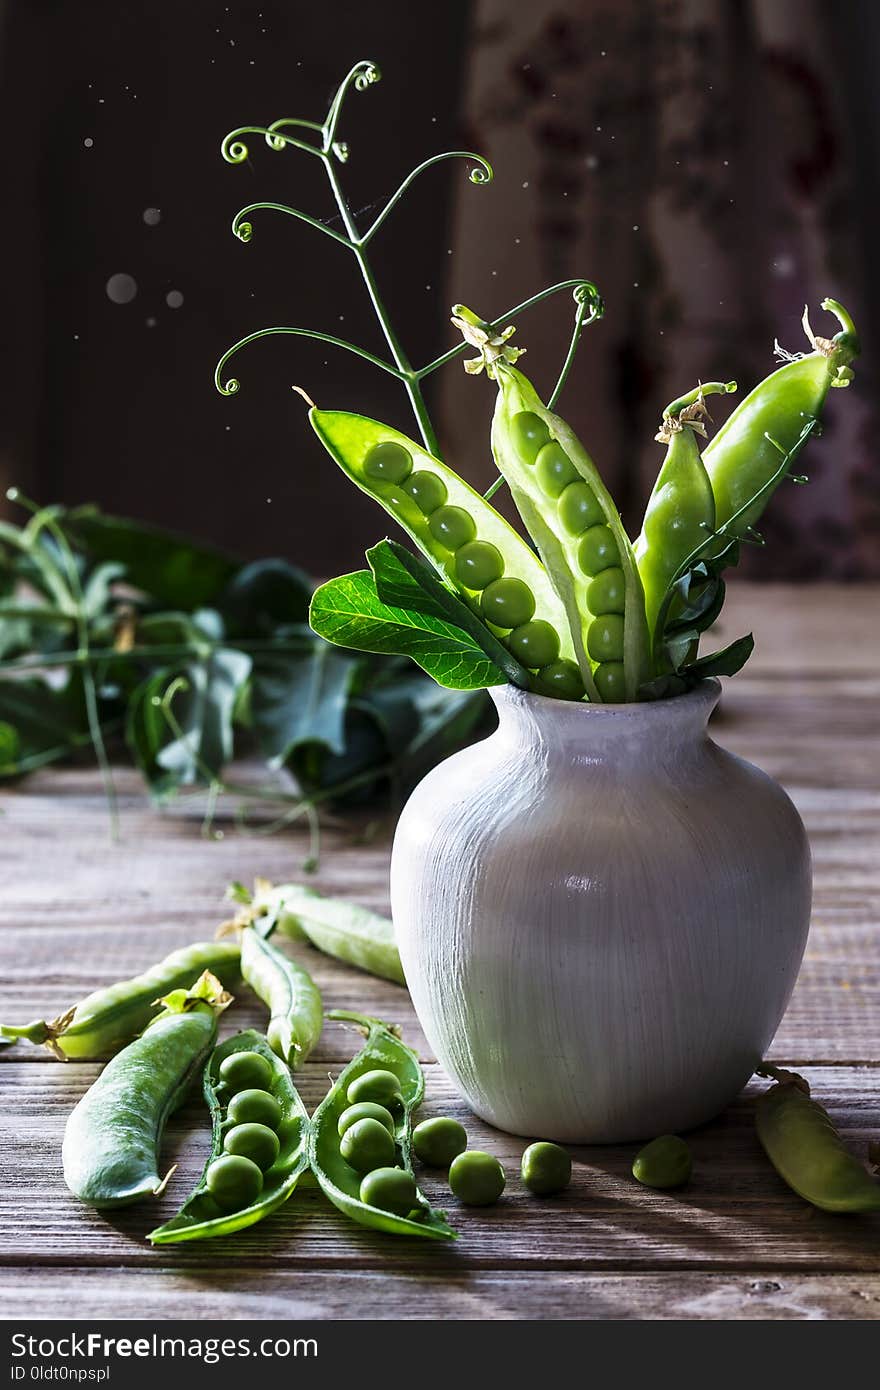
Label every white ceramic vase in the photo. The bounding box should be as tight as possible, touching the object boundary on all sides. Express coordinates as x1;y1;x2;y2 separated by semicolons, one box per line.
390;679;811;1143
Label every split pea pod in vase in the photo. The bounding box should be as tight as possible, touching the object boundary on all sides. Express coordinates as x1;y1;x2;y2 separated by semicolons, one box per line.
310;1011;456;1240
304;404;582;695
452;306;651;703
149;1029;310;1243
62;970;230;1209
0;940;241;1059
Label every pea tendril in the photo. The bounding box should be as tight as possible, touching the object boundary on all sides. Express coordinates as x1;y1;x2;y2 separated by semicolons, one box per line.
215;61;603;467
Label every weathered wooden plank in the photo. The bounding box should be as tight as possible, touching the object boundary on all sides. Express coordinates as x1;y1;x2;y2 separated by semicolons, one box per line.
719;583;880;674
1;1061;878;1271
0;1267;876;1320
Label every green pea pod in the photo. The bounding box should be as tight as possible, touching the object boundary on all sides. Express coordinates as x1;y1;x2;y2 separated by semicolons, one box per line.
487;360;650;702
703;300;859;533
148;1029;310;1244
304;405;578;676
0;940;241;1060
230;878;405;987
239;924;323;1067
310;1010;457;1240
756;1067;880;1214
634;382;734;643
62;970;230;1209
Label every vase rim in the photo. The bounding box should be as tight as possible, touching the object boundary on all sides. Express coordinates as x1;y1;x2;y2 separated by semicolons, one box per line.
490;676;721;721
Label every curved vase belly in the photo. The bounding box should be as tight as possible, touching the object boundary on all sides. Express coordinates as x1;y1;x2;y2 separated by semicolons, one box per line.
391;680;811;1142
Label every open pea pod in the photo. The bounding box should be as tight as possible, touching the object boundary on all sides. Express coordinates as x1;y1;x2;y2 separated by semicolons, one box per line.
148;1030;310;1244
305;407;579;681
488;361;651;702
310;1011;456;1241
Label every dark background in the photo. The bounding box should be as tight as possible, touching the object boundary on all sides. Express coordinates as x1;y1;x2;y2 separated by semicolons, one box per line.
1;0;877;578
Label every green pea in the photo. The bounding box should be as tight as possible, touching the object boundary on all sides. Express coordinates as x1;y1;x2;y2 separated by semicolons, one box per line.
218;1049;274;1095
455;540;504;590
402;469;447;515
205;1154;263;1211
339;1117;397;1174
558;481;605;536
593;661;626;702
586;566;626;616
632;1135;692;1190
226;1088;282;1131
223;1122;281;1172
480;577;536;629
587;613;625;663
535;442;579;499
511;411;551;464
532;660;585;701
363;441;413;484
577;525;618;576
359;1166;418;1217
521;1141;572;1195
448;1150;506;1206
337;1102;396;1139
507;620;560;669
412;1116;468;1167
347;1069;404;1107
428;505;477;551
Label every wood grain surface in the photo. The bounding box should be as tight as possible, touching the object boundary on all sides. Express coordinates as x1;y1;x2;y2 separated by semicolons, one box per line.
0;582;878;1321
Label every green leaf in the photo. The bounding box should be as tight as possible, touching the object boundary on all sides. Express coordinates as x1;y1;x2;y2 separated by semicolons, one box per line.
250;641;358;768
639;633;754;700
682;633;754;679
366;539;531;689
67;507;238;608
0;674;91;775
82;562;126;621
126;650;252;796
309;570;508;691
220;559;313;638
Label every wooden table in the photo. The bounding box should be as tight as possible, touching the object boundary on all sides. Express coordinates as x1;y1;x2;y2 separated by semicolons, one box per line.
1;583;878;1322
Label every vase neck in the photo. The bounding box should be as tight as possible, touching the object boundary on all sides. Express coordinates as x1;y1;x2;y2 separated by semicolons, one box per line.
489;681;720;766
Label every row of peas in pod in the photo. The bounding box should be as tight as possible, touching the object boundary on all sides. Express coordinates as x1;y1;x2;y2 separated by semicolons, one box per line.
306;300;860;702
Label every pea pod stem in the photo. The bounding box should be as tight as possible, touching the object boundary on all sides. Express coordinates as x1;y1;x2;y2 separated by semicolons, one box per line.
661;380;737;425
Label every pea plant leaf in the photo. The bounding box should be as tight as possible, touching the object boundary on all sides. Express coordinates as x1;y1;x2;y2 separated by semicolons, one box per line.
639;633;754;701
309;569;509;691
0;673;93;775
66;507;238;609
219;558;312;638
126;649;252;797
249;640;359;769
366;539;531;689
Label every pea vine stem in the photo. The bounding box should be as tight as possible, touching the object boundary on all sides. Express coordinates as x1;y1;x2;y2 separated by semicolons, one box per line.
217;61;603;467
6;490;119;837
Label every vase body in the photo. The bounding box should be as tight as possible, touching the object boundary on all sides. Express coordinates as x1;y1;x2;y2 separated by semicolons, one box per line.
390;680;811;1142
